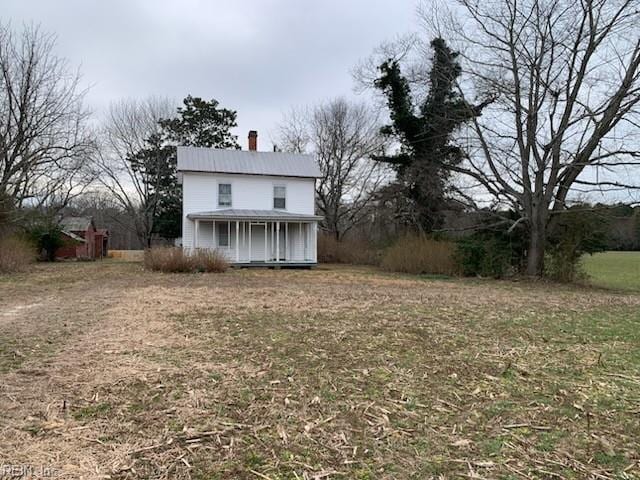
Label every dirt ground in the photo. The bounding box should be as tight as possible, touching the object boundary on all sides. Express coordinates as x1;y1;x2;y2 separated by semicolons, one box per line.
0;261;639;479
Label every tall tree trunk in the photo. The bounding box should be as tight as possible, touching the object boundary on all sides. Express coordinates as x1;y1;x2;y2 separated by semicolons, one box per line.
526;217;546;276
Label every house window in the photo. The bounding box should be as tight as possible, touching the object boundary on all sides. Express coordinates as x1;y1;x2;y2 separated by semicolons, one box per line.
273;186;286;209
218;183;232;207
218;222;229;247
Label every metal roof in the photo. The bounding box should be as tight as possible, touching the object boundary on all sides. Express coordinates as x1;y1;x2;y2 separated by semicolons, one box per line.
60;230;86;243
187;209;322;221
177;147;321;178
60;216;93;232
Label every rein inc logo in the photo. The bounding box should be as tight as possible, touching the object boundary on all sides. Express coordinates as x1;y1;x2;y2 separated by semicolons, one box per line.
1;465;57;478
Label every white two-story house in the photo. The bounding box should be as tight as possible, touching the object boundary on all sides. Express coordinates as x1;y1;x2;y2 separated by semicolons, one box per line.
177;131;322;266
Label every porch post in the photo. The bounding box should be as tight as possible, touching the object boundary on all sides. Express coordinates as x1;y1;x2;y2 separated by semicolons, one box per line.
235;221;239;262
285;222;288;262
249;222;252;261
313;222;317;263
264;222;268;262
276;221;280;262
212;220;216;248
194;219;199;250
303;222;307;260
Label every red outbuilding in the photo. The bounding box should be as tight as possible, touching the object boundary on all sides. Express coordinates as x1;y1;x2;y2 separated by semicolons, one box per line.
55;217;109;260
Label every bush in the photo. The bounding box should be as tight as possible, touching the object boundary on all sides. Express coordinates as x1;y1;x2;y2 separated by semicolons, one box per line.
545;205;607;282
0;235;35;273
144;247;229;273
192;249;229;273
26;223;64;261
317;234;379;265
144;247;190;272
544;250;587;283
455;235;513;278
381;235;459;275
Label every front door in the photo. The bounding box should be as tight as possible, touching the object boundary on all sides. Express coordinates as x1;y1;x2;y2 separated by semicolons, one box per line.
250;223;266;262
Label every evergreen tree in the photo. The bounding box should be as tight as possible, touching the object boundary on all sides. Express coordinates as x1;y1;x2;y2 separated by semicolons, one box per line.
374;38;485;231
160;95;240;149
129;133;176;242
150;96;240;239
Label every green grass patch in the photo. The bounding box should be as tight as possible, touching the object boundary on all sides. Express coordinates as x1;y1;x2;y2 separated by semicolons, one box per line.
73;402;112;420
583;251;640;291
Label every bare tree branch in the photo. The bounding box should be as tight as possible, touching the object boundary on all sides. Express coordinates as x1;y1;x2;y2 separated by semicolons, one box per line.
278;98;390;240
0;22;94;224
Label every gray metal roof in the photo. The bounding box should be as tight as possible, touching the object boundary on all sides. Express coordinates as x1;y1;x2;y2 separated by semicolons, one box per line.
177;146;321;178
187;209;322;221
60;216;94;232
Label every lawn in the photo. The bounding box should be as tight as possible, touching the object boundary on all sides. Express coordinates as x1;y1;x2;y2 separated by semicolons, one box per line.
583;251;640;292
0;261;639;479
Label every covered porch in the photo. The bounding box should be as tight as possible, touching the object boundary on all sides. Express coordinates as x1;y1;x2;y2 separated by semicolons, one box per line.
186;210;321;266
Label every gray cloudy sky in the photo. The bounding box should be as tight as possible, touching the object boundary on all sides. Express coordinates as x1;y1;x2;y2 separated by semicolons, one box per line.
3;0;418;150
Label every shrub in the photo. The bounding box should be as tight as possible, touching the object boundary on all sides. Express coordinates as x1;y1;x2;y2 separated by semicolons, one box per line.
317;234;379;265
0;235;35;273
544;250;587;283
545;205;607;282
455;235;512;278
381;235;459;275
144;247;228;273
144;247;190;272
191;249;229;273
26;223;64;261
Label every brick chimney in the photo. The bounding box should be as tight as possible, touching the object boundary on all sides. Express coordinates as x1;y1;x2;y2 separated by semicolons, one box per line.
248;130;258;151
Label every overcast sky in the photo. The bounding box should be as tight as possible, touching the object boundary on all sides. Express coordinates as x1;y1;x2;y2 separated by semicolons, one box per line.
3;0;419;150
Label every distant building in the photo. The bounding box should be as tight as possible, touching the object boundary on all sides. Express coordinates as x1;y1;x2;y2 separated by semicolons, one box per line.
55;216;109;260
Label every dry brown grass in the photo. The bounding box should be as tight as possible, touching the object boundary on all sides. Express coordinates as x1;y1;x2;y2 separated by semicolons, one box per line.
0;262;639;479
381;234;460;275
144;247;228;273
0;235;34;273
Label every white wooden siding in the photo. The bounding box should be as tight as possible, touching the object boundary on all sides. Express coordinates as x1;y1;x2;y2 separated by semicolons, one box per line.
182;172;316;250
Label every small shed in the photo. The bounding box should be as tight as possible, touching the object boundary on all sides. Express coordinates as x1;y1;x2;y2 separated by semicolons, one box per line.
55;216;103;260
55;230;88;259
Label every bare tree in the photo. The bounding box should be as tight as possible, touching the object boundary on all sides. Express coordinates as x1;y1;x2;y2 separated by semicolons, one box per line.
66;191;145;249
278;98;388;240
0;23;93;224
415;0;640;275
94;97;174;247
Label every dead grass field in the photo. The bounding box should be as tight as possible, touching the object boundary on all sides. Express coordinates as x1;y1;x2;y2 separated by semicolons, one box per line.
0;261;639;479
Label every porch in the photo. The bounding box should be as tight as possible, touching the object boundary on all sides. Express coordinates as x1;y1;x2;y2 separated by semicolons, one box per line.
186;210;321;266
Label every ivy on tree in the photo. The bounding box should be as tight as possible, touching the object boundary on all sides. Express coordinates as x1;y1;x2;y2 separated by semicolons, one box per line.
374;38;485;232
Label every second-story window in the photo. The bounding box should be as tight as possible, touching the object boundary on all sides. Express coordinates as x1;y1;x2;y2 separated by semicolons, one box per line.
218;183;232;207
273;185;286;209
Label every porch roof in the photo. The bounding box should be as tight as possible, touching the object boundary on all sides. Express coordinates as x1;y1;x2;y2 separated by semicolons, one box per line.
187;209;322;222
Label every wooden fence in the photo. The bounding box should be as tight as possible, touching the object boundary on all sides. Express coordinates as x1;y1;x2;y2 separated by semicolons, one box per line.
107;250;144;262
